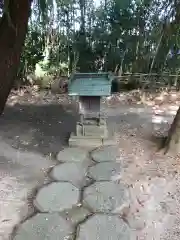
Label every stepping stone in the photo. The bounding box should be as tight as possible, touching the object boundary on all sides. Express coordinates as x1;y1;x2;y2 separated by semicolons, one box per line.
77;214;130;240
60;205;91;225
91;145;120;162
83;181;129;213
88;162;122;181
34;182;79;212
14;213;74;240
50;162;88;188
57;147;88;163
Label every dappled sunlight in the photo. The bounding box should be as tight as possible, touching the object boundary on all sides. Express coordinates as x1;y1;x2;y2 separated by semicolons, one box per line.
169;105;179;111
152;115;169;124
111;92;180;239
129;107;147;113
168;110;177;115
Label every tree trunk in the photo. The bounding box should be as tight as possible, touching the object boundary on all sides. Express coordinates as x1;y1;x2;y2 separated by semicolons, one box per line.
162;1;180;154
164;106;180;154
0;0;32;115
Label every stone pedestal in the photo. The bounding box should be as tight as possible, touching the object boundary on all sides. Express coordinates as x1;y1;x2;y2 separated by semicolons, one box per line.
76;120;108;138
69;119;115;148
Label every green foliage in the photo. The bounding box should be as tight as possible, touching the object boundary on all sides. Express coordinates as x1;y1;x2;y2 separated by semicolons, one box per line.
15;0;180;88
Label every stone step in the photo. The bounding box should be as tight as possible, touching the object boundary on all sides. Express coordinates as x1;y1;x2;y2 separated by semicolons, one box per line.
69;133;115;148
76;123;108;137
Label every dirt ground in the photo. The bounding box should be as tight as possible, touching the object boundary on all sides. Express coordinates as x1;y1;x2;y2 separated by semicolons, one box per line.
0;89;180;239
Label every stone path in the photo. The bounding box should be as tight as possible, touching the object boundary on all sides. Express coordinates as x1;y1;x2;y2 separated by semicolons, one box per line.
13;146;132;240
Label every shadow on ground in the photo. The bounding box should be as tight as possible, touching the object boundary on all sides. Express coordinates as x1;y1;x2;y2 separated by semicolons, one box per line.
0;103;78;156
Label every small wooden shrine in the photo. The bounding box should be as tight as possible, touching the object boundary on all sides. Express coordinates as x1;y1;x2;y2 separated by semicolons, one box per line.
68;72;114;147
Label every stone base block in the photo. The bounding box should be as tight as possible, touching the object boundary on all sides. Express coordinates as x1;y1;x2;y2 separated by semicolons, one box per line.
84;125;108;137
76;124;108;138
68;133;115;148
102;138;116;146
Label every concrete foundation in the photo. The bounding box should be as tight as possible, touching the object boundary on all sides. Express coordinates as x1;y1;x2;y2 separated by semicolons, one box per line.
69;133;115;148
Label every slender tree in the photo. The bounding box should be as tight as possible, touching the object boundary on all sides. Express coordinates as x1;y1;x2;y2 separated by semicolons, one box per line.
0;0;32;114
